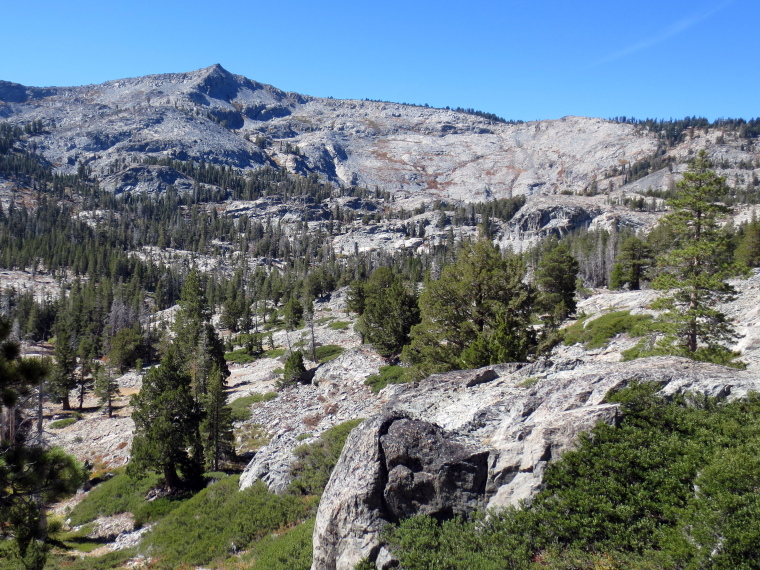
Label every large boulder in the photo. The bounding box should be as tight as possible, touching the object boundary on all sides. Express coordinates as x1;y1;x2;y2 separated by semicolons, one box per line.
311;413;489;570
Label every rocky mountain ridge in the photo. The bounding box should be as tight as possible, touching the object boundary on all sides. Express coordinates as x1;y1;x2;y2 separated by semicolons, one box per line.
3;65;759;256
2;64;755;202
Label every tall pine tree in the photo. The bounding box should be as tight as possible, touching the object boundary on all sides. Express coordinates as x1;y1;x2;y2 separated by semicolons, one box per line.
648;151;744;365
129;346;202;490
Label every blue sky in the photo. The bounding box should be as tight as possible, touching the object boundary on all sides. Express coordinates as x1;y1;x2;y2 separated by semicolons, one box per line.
2;0;757;121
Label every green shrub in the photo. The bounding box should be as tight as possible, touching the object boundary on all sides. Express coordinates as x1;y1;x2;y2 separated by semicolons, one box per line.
289;419;364;496
387;386;760;568
314;344;344;363
563;310;652;349
141;477;309;567
50;417;78;429
327;321;350;331
241;518;314;570
230;392;278;422
225;348;258;364
68;470;178;527
364;365;407;393
264;347;286;359
276;351;306;389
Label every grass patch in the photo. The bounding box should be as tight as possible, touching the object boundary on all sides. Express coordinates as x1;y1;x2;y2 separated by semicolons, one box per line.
563;310;652;350
239;518;314;570
289;419;364;496
140;477;311;567
67;470;181;528
327;321;350;331
517;376;540;388
51;522;103;553
314;344;344;363
264;348;286;359
50;417;78;429
364;365;408;393
230;392;277;422
225;348;259;364
235;424;271;454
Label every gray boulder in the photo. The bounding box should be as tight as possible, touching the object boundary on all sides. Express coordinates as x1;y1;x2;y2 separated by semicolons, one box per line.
311;413;490;570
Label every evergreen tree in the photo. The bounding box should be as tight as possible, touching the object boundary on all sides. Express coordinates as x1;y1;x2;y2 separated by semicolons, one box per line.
0;317;87;568
346;280;366;316
402;240;538;379
357;267;420;358
283;297;304;331
535;241;579;321
93;363;119;418
129;346;202;491
51;299;77;411
200;363;234;471
172;270;228;397
108;323;144;374
649;151;744;365
280;350;307;387
735;214;760;267
610;236;653;290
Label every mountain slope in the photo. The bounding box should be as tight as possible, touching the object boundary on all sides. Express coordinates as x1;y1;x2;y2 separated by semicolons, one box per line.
1;64;662;200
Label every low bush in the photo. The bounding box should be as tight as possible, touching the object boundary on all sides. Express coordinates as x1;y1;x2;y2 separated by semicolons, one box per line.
50;417;78;429
68;470;178;527
140;477;310;567
240;518;314;570
314;344;344;363
225;348;258;364
364;365;407;393
327;321;350;331
563;310;652;349
289;419;364;496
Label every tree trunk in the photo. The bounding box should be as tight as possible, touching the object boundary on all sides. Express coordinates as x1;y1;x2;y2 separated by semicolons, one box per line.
164;465;181;492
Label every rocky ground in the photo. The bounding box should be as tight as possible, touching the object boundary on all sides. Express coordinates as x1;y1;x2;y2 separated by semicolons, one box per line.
26;269;760;566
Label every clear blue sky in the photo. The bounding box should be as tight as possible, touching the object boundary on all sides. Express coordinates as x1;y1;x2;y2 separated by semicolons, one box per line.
2;0;757;121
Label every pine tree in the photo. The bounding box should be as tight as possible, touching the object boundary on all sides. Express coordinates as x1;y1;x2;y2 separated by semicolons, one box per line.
129;346;202;491
51;299;77;411
735;214;760;268
280;350;307;387
172;270;228;397
200;363;234;471
402;240;538;379
0;317;87;568
610;236;653;290
535;241;579;321
357;267;420;358
94;363;119;418
649;151;744;365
